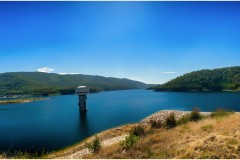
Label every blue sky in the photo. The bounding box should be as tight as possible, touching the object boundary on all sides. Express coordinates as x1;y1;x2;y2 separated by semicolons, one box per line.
0;2;240;84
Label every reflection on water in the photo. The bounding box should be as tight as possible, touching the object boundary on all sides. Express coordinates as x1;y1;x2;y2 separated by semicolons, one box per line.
79;111;87;129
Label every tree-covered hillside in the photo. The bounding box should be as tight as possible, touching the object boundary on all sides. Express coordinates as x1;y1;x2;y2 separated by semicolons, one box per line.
0;72;148;96
152;66;240;92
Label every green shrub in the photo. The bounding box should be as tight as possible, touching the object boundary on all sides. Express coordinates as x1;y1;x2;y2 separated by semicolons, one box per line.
177;114;190;125
85;135;101;153
151;120;164;129
165;113;176;129
189;108;201;121
210;109;234;119
122;134;139;149
201;124;213;132
132;125;145;136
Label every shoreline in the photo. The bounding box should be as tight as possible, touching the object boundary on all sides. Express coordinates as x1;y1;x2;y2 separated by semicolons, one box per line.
46;109;214;158
0;97;48;105
148;87;240;92
46;123;137;158
0;88;145;99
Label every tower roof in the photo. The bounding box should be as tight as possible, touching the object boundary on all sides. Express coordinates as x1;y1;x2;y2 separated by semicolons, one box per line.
75;86;89;95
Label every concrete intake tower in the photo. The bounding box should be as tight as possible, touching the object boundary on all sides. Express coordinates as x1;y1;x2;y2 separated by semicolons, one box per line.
75;86;89;111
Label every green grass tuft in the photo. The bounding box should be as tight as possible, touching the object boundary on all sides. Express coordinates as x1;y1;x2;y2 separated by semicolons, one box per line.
201;124;214;132
210;109;234;119
85;135;101;153
177;114;191;125
122;134;139;150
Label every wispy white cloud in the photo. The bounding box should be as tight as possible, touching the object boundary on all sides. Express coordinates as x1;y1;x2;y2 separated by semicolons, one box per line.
127;76;144;82
161;71;176;74
58;72;80;75
37;67;54;73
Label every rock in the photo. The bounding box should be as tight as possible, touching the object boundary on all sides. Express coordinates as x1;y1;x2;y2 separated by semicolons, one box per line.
140;110;211;124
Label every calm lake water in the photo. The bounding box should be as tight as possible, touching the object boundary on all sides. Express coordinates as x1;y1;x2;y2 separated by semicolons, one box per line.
0;89;240;153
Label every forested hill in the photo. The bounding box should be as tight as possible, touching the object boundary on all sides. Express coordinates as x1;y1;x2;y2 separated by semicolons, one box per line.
151;66;240;92
0;72;148;96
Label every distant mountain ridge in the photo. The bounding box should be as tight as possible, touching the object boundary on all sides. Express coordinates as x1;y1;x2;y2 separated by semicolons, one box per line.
0;72;149;96
151;66;240;92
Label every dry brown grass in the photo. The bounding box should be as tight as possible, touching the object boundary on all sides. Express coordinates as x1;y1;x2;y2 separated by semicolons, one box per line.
83;143;122;159
85;113;240;159
46;124;136;158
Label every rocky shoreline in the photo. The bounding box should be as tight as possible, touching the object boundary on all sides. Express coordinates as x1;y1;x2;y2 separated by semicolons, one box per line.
141;110;212;123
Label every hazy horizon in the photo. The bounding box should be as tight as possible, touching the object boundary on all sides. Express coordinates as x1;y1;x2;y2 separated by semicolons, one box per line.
1;2;240;84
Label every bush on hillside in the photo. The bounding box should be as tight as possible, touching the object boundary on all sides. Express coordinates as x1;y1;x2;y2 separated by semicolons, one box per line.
165;113;177;129
131;125;145;136
85;135;101;153
189;108;201;121
150;120;164;129
122;134;139;149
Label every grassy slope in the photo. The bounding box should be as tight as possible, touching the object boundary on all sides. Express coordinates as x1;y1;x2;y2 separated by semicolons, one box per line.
83;113;240;159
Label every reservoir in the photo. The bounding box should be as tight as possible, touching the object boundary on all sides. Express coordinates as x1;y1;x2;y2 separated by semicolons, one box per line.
0;89;240;153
